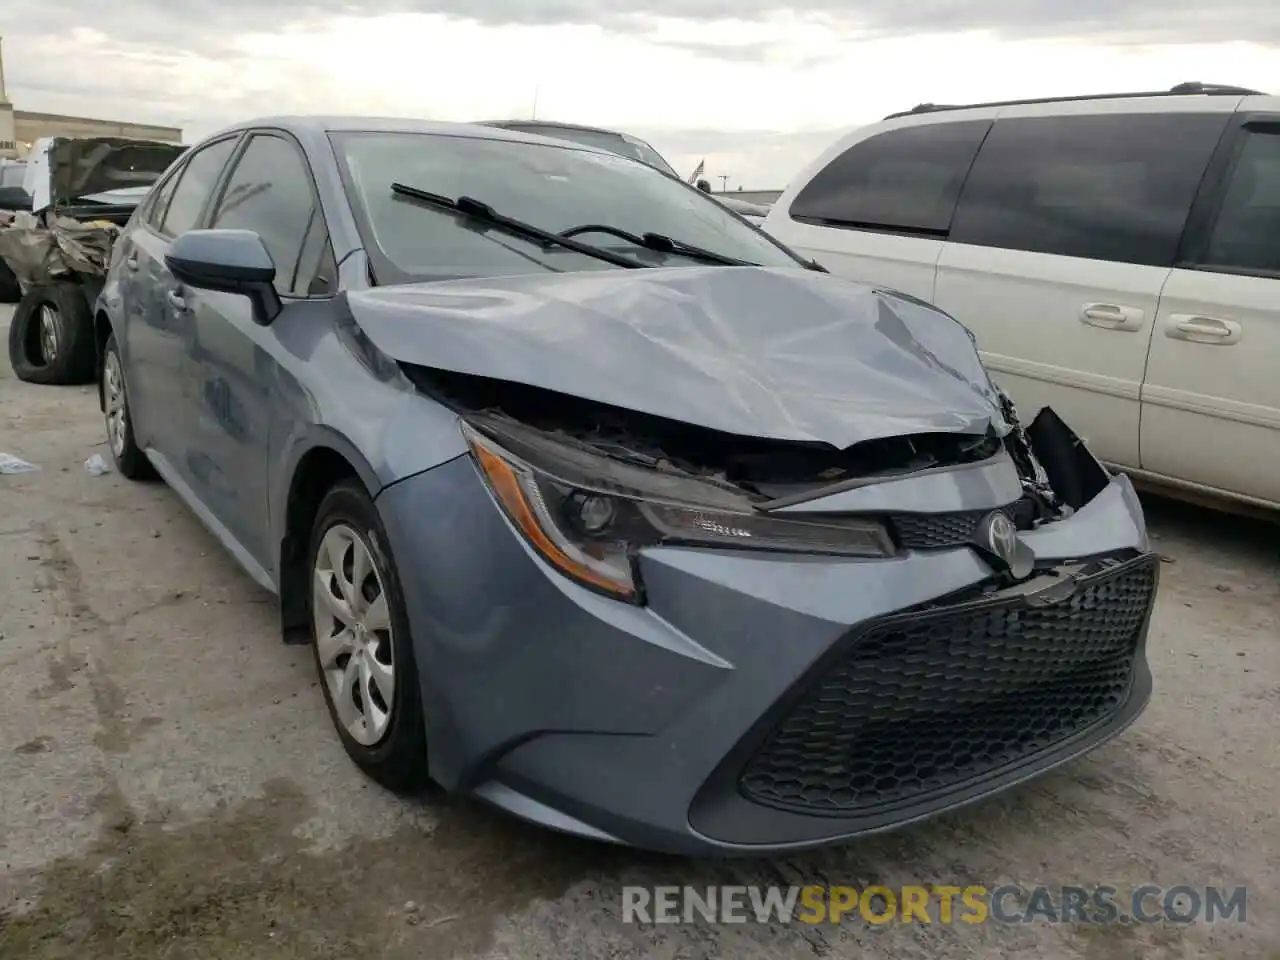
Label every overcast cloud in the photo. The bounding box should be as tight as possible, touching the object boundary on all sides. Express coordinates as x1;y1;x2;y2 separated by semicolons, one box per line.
3;0;1278;185
7;0;1280;45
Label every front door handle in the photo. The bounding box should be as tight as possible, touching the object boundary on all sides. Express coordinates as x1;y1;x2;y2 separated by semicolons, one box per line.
1166;314;1242;345
166;290;188;312
1080;303;1145;331
124;253;139;272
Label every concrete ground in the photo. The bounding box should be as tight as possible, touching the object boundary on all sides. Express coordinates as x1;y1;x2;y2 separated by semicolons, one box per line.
0;302;1276;960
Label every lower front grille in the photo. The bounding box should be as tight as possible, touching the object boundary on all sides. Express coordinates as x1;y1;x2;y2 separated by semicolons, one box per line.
739;556;1158;816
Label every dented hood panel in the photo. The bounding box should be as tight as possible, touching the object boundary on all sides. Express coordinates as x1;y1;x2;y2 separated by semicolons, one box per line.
345;266;1009;449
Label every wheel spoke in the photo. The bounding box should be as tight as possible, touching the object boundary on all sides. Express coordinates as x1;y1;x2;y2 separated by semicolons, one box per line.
365;648;395;705
315;622;355;670
350;542;371;612
325;532;356;609
333;655;362;733
313;567;354;626
363;592;390;633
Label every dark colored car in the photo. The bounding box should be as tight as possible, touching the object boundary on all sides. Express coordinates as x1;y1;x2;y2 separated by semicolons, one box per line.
94;116;1159;856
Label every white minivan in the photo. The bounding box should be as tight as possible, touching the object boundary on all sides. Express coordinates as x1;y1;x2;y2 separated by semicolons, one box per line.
763;83;1279;514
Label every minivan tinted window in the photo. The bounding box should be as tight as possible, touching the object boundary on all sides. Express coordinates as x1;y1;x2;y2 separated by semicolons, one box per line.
788;120;992;235
1202;128;1280;276
949;112;1230;267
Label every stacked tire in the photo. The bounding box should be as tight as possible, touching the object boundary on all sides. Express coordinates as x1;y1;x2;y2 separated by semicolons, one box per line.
6;281;97;385
0;260;19;304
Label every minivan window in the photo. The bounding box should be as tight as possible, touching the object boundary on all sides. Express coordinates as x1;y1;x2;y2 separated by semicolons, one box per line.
332;131;806;282
161;137;238;237
948;112;1230;267
787;120;993;235
208;134;327;295
1201;129;1280;275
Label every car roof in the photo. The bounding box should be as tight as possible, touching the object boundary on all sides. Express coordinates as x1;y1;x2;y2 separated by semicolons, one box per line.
480;119;633;138
201;116;619;154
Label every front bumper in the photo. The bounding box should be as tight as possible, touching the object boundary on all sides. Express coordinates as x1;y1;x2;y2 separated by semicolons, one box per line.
377;454;1157;857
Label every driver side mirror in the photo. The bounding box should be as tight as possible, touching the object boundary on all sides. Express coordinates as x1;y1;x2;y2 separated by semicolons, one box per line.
165;229;282;326
695;179;712;193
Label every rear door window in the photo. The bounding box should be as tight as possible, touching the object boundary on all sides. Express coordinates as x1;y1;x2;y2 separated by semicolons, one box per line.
948;112;1230;266
1200;126;1280;276
788;120;993;235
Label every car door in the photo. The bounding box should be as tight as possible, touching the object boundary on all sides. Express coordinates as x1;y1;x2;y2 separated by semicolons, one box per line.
1139;109;1280;507
762;115;995;302
121;135;241;464
182;130;338;569
932;104;1235;470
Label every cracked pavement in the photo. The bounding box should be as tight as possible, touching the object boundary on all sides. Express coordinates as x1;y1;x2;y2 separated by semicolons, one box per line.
0;304;1277;959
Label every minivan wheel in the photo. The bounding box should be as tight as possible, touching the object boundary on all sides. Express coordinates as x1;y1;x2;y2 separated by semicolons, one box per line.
101;333;156;480
7;282;97;385
308;480;428;793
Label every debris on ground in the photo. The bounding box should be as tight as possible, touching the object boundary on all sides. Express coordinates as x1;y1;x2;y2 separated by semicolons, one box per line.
84;453;111;476
0;452;40;474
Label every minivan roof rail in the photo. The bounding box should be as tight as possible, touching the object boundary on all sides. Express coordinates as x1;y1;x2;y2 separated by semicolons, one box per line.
883;82;1267;120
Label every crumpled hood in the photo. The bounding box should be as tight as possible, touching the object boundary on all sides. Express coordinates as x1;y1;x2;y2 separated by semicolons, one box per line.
35;137;187;209
345;266;1009;449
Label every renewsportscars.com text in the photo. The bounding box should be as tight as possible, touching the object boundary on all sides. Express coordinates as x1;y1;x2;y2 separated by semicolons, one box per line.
621;884;1248;926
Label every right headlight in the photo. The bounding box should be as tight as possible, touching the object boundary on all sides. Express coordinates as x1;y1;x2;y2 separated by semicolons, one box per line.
463;419;896;604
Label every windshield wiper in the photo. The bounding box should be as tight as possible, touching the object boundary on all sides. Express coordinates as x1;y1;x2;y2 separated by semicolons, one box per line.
558;223;757;267
390;183;645;269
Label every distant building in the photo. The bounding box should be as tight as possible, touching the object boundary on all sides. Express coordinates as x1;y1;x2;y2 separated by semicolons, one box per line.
0;36;182;160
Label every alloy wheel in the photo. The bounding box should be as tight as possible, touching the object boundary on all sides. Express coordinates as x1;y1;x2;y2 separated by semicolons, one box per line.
312;524;397;746
103;349;127;458
38;305;60;365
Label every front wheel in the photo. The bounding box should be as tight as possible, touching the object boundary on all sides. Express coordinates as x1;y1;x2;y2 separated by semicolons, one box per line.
309;480;428;793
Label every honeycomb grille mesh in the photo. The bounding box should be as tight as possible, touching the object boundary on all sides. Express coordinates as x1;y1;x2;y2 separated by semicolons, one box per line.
739;559;1157;815
890;508;1008;549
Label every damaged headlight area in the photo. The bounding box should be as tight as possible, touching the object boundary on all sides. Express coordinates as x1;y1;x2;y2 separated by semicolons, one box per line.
462;419;896;603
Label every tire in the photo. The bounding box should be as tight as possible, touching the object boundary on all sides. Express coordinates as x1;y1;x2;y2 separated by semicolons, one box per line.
101;332;157;481
0;260;19;304
308;480;428;793
7;281;97;385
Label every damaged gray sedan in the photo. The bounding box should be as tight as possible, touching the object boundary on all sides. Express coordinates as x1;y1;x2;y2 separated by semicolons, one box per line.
96;117;1160;856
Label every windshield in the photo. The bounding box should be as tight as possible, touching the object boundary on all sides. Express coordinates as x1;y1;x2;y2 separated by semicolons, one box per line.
497;124;679;178
332;131;806;282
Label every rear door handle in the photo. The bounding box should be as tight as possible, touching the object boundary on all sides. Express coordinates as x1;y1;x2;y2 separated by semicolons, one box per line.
166;290;188;312
1080;303;1145;331
124;253;139;271
1166;314;1242;345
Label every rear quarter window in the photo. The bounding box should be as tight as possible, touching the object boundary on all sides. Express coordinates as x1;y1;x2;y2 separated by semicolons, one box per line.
788;120;993;235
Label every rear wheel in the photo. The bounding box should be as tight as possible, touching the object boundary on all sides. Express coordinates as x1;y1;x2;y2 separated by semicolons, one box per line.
7;281;96;385
309;480;428;793
101;333;156;480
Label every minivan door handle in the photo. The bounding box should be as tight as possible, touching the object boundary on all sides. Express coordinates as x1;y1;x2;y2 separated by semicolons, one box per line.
166;289;188;312
124;253;139;272
1166;314;1242;345
1079;303;1145;331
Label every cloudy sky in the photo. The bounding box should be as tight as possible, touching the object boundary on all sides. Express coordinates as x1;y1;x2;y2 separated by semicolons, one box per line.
4;1;1279;187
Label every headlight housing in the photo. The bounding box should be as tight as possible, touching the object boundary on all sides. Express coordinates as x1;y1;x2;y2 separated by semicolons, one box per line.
463;418;895;603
